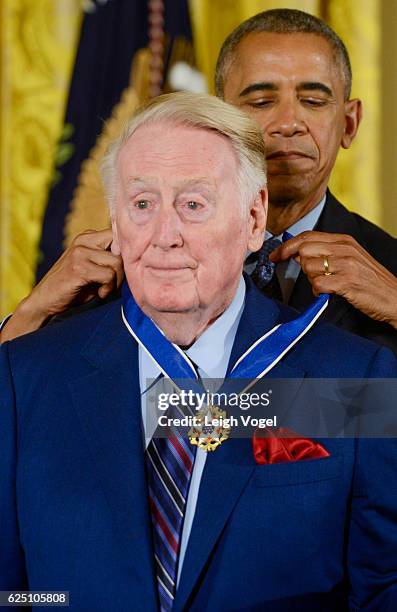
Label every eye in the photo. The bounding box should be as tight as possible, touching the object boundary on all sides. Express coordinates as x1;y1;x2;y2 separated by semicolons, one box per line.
136;200;150;209
187;201;200;210
245;99;273;109
301;98;328;107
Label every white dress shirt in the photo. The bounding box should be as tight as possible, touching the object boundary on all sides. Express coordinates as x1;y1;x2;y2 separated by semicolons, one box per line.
138;276;246;584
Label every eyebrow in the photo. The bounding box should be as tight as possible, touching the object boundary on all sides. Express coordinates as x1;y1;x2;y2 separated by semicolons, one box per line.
298;81;333;97
239;82;277;97
239;81;333;98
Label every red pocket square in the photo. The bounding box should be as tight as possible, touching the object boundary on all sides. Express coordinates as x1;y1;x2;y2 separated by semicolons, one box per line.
252;427;330;465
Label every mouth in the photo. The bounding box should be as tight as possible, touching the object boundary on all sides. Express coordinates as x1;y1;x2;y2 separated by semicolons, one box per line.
266;151;312;161
146;266;193;279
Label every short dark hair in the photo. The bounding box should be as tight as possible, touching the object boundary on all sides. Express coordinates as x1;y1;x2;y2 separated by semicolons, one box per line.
215;8;352;100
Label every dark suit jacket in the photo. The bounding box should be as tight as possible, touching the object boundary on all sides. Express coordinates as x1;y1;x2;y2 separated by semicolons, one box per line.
1;279;397;611
289;191;397;354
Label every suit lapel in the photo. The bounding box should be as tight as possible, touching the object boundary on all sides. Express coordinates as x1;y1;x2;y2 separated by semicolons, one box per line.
68;304;158;609
174;283;306;611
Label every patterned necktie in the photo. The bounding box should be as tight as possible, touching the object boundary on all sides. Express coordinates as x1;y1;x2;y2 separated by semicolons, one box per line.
146;403;197;611
250;237;283;300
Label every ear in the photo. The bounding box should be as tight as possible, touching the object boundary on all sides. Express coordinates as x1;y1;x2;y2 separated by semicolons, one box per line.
247;187;268;253
341;98;362;149
110;213;121;255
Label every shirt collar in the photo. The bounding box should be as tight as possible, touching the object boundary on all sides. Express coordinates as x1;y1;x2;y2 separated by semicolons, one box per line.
139;275;246;384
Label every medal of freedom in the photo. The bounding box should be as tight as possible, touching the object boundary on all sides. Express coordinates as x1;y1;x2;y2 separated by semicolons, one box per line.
121;275;329;453
188;404;231;452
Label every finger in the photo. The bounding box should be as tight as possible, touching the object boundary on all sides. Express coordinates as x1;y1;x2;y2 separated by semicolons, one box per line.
86;250;124;291
301;254;371;288
65;244;119;277
288;230;359;246
268;234;325;262
309;272;346;297
96;268;123;299
87;249;123;271
97;283;116;299
270;231;360;262
71;227;113;251
300;254;340;278
77;261;119;290
114;261;124;289
290;240;357;260
271;239;335;262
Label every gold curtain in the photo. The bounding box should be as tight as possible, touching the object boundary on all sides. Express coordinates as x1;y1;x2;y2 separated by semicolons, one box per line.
324;0;381;227
190;0;383;229
0;0;82;315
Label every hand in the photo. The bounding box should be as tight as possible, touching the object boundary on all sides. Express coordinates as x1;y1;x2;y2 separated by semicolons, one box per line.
0;229;124;342
270;231;397;329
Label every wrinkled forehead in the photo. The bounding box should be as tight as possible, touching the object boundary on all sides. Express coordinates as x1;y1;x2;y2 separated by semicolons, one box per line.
116;120;241;183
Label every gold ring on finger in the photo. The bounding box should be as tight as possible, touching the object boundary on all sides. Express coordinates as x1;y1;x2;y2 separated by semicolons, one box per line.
323;255;333;276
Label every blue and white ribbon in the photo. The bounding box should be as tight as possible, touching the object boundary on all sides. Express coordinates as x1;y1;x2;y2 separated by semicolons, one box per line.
122;279;328;397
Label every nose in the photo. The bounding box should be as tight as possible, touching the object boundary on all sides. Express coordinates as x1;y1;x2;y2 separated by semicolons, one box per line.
266;97;307;138
152;206;183;250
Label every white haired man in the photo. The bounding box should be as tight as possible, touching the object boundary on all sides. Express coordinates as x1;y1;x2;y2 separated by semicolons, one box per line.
1;93;397;611
3;10;397;355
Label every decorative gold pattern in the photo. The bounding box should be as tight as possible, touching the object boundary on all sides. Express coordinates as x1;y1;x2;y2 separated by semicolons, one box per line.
188;404;231;451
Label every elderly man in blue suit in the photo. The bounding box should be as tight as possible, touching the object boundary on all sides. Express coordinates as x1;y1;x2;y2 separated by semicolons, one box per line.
1;92;397;611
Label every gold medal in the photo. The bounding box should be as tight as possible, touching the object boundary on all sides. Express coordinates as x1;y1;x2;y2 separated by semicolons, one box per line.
188;404;231;452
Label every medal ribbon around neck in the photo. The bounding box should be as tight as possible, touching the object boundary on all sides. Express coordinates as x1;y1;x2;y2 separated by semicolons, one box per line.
121;283;328;390
121;232;329;449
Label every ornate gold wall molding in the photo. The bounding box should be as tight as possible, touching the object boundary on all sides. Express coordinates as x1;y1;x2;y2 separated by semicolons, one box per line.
0;0;82;314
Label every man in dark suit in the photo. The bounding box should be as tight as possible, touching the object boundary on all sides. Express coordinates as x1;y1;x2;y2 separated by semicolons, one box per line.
1;92;397;611
2;9;397;352
216;8;397;353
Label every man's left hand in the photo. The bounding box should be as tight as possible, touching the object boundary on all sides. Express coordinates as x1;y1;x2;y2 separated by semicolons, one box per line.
270;231;397;330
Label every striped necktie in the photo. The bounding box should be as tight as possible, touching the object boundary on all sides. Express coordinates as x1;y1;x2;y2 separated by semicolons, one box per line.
146;405;197;611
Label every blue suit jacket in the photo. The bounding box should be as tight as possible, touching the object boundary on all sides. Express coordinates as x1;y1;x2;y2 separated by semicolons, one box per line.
1;280;397;611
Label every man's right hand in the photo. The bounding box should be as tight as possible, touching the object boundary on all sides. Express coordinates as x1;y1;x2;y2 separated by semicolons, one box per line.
0;229;124;343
